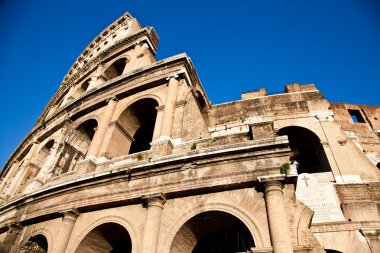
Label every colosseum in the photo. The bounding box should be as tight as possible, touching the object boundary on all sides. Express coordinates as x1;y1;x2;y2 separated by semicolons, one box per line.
0;12;380;253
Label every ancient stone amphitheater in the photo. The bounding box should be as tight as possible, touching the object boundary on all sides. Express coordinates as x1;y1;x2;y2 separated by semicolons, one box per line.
0;12;380;253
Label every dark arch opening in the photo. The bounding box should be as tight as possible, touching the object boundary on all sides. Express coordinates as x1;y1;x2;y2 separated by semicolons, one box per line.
170;211;255;253
104;98;158;157
279;126;331;174
75;222;132;253
104;58;127;80
32;140;54;169
54;119;98;174
77;119;97;140
22;234;48;252
73;78;92;99
377;162;380;170
127;99;158;154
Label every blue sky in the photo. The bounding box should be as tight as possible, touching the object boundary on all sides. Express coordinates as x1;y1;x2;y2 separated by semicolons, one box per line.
0;0;379;170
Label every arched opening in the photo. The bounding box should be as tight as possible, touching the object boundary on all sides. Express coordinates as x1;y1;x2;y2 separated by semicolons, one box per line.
279;126;331;174
17;140;55;193
21;234;48;252
104;58;127;80
32;140;54;170
53;119;97;175
376;162;380;170
105;98;158;158
170;211;255;253
75;222;132;253
73;78;91;99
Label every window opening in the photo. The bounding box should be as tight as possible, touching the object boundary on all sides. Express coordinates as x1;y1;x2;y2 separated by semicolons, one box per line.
348;109;365;123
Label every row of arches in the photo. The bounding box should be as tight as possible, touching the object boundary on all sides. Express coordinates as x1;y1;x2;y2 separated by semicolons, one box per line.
19;210;344;253
5;123;333;197
20;211;254;253
52;57;130;113
1;98;159;196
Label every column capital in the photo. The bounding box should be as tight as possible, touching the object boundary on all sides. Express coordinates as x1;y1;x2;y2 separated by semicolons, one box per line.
60;208;80;221
263;181;284;194
166;74;179;81
142;193;167;208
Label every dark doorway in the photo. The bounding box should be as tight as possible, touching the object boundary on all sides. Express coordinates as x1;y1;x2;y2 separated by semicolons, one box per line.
21;234;48;253
170;211;255;253
75;222;132;253
279;126;331;174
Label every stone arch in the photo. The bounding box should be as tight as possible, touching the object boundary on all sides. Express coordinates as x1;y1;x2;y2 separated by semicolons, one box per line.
104;97;159;158
17;140;55;193
113;94;163;120
18;229;52;253
32;140;55;170
53;119;98;175
71;216;137;253
72;78;91;99
279;126;332;174
314;230;371;253
104;57;129;80
168;210;255;253
163;202;265;253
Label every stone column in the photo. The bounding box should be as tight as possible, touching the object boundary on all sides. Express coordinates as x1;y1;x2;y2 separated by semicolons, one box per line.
263;181;293;253
141;193;166;253
361;229;380;253
86;97;118;159
54;209;80;253
160;75;179;139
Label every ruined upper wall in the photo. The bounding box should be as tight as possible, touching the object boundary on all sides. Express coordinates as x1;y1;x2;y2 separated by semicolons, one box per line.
330;103;380;154
210;83;325;126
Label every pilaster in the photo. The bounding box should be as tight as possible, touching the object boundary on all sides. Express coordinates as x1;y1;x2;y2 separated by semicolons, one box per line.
54;209;80;253
141;193;166;253
86;97;118;159
261;179;293;253
160;75;179;139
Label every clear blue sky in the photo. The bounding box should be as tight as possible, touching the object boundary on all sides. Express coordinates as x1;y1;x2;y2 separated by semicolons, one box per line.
0;0;379;170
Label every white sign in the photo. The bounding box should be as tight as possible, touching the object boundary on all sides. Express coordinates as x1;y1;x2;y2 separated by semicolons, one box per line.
296;173;345;223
